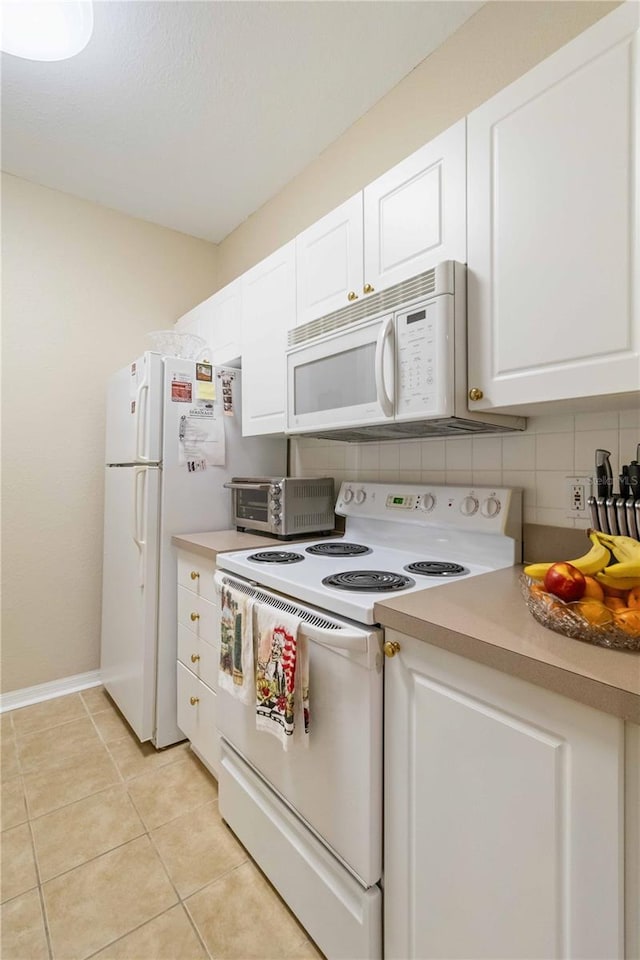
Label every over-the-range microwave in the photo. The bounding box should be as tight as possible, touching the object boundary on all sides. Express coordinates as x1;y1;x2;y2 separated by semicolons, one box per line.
285;262;525;441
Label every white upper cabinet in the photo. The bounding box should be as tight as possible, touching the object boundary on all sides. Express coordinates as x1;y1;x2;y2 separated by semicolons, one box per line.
202;278;242;366
175;280;241;366
295;120;466;327
467;4;640;413
295;193;364;327
241;241;296;436
364;119;466;294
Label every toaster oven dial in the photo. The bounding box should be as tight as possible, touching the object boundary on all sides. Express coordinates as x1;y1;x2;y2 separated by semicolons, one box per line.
271;482;282;494
460;496;479;516
270;499;281;509
272;514;282;526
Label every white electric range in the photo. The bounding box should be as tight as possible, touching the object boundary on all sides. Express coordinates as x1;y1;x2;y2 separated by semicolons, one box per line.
214;482;522;960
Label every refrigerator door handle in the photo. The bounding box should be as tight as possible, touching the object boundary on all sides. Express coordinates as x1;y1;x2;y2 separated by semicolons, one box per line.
133;467;147;587
135;382;151;462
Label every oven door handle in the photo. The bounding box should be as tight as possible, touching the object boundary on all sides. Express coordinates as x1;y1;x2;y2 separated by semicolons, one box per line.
223;482;272;491
214;571;369;653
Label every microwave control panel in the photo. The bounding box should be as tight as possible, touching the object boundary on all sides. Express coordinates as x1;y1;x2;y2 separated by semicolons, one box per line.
395;295;453;418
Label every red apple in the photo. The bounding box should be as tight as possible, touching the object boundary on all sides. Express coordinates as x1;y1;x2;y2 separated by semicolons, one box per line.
543;562;586;602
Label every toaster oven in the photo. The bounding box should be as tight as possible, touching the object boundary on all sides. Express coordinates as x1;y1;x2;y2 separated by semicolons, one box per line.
224;477;335;538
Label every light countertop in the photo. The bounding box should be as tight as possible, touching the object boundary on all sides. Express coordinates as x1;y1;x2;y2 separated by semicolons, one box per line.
375;566;640;723
172;532;639;722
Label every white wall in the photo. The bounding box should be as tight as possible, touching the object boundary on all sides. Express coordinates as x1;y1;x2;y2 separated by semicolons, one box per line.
291;411;640;530
1;174;219;693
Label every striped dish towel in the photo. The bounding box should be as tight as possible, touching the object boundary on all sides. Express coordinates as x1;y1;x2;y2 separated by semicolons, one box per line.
255;604;309;750
218;583;255;705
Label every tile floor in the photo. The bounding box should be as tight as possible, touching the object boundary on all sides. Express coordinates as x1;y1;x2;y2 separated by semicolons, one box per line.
1;688;323;960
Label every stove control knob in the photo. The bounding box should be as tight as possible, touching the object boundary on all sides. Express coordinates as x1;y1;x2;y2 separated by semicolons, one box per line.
343;487;354;503
420;493;436;512
482;497;501;518
354;489;367;505
460;496;479;517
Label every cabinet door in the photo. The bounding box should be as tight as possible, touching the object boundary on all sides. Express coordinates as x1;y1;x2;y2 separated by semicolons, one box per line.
295;193;364;327
384;631;624;960
174;296;211;342
206;278;243;365
467;4;640;411
363;119;466;294
241;241;296;436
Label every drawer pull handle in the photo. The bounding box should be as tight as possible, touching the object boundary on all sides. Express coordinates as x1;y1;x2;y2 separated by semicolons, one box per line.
190;571;200;580
190;653;200;663
190;612;200;622
189;696;200;706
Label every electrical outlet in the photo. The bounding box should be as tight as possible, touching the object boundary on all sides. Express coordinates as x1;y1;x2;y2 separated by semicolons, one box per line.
566;475;593;520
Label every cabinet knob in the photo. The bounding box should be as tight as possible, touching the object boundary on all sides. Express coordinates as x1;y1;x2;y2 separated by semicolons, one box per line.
347;291;359;302
190;653;200;663
363;283;375;294
189;696;200;706
383;640;401;658
468;387;484;401
190;612;200;622
190;571;200;580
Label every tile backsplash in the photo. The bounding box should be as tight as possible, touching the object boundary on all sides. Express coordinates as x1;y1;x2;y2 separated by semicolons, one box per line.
290;409;640;529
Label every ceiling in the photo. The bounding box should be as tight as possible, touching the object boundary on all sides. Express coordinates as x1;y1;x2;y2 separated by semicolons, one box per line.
1;1;482;243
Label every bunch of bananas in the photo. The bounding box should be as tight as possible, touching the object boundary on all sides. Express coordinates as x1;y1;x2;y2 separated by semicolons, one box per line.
524;529;640;590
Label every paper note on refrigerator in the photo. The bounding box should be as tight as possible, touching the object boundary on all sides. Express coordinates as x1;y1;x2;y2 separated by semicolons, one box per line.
178;405;225;468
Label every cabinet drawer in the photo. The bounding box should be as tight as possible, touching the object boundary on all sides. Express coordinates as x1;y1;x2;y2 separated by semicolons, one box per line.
176;662;219;777
177;624;218;692
177;586;217;642
177;551;217;604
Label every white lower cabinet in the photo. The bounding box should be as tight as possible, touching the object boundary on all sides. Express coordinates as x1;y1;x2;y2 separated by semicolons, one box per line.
384;631;632;960
175;550;219;777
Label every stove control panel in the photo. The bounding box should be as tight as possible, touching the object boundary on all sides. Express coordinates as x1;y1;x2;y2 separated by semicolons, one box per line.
336;482;521;543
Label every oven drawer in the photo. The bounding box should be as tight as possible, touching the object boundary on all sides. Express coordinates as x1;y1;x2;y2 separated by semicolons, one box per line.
177;551;217;604
177;624;218;693
219;741;381;960
177;586;216;642
176;662;219;777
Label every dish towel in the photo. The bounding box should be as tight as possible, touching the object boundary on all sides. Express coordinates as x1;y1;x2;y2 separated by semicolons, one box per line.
218;583;255;704
255;604;309;750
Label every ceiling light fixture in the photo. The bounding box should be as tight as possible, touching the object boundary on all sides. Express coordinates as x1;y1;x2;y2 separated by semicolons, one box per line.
0;1;93;62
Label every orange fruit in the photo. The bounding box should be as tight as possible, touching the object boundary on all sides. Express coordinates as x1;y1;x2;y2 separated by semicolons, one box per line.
627;586;640;610
575;600;612;627
614;609;640;636
582;576;605;602
604;597;628;613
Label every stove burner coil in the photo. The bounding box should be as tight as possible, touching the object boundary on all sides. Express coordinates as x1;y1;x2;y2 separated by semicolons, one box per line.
404;561;469;577
322;570;415;592
247;551;304;564
305;542;372;557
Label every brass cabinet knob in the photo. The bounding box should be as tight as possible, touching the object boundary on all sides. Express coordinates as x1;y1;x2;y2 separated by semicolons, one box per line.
363;283;375;294
190;653;200;663
383;640;401;658
190;612;200;622
190;571;200;580
468;387;484;401
347;291;359;301
189;696;200;706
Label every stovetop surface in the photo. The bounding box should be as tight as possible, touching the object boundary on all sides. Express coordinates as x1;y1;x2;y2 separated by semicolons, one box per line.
216;537;495;625
217;482;522;625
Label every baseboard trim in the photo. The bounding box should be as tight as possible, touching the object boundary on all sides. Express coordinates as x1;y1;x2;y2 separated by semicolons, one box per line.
0;670;102;713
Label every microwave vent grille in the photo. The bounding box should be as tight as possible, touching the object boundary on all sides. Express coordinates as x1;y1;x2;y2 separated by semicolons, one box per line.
299;417;523;443
288;264;450;348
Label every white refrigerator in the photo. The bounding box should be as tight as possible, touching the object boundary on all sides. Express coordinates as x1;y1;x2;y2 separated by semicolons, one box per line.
101;352;286;748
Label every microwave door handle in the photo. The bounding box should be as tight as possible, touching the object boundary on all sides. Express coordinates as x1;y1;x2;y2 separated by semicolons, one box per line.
223;482;272;491
374;317;394;418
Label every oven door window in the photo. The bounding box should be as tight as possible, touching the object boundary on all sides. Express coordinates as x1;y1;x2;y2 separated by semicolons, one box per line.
236;489;269;523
